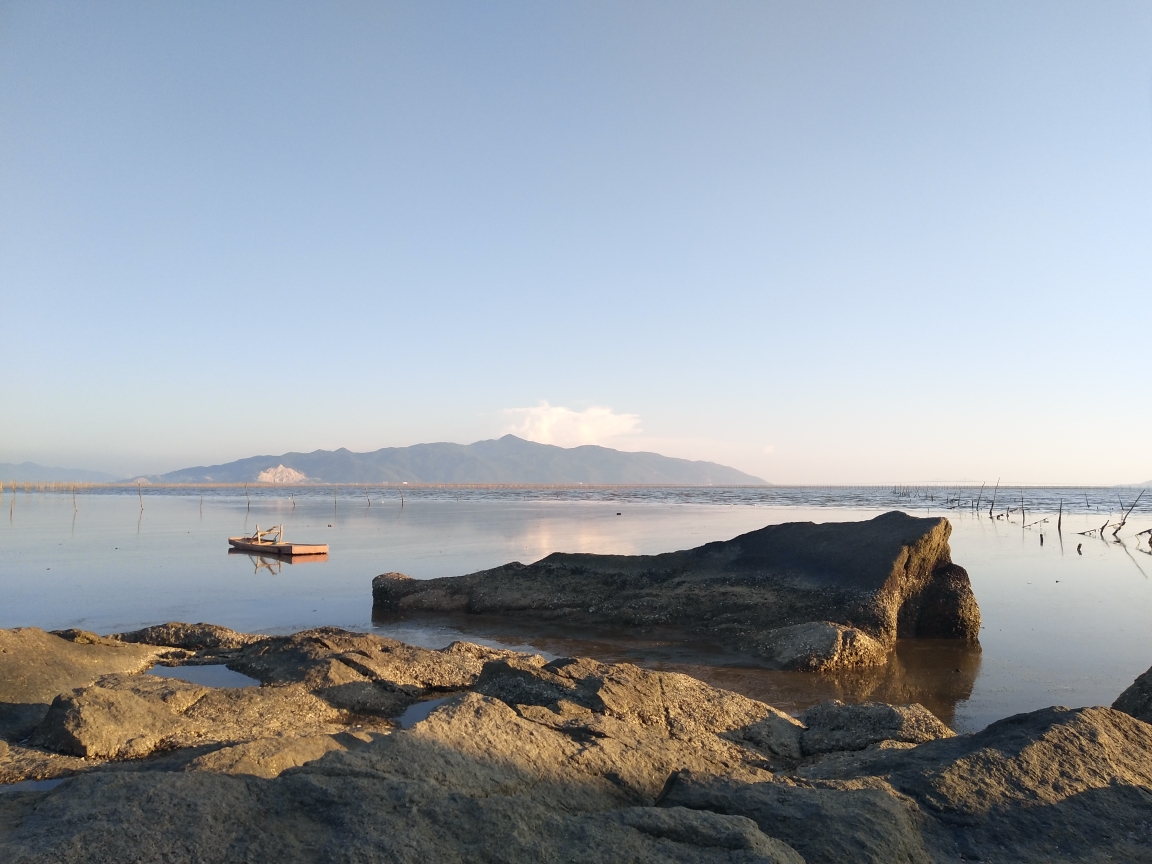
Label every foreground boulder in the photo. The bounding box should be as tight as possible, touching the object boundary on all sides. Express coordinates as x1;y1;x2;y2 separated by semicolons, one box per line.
372;511;981;670
28;676;352;761
3;625;1152;863
1;694;805;863
0;628;163;740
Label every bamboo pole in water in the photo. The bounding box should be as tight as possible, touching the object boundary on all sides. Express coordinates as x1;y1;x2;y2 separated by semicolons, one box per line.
1114;490;1143;537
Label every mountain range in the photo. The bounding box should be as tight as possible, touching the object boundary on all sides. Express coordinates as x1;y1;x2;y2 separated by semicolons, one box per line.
152;435;766;485
0;462;119;483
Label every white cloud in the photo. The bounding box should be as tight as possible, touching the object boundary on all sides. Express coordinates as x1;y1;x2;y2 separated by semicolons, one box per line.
503;402;641;448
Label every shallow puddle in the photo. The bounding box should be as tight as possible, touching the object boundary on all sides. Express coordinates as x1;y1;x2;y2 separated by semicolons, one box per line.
146;664;260;688
396;697;453;729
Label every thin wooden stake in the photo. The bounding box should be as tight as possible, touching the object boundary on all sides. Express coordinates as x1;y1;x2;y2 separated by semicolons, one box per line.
1114;490;1143;536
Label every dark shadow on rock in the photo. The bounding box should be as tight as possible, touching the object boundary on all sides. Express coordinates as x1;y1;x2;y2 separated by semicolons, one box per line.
0;694;807;863
0;703;51;743
920;783;1152;863
661;771;934;864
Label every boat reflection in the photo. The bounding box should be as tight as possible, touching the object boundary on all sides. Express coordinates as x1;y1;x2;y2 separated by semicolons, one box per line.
227;548;328;574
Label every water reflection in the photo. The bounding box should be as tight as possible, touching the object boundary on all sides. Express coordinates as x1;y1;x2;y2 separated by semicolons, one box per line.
370;613;982;727
226;548;329;574
4;491;1150;733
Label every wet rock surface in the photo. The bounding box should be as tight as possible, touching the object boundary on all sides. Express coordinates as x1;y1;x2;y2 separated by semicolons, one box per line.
1;623;1150;863
372;511;980;671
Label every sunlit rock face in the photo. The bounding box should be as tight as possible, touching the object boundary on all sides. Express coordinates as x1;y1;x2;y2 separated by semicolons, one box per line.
372;511;981;671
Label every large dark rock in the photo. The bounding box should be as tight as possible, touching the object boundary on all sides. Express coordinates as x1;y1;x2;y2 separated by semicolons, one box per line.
372;511;981;670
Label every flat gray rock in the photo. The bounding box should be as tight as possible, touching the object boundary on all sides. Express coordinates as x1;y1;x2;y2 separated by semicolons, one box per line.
29;686;205;759
0;629;163;740
799;699;954;756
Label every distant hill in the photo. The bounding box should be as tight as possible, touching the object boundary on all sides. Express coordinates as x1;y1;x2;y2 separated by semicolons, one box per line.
0;462;119;483
154;435;767;485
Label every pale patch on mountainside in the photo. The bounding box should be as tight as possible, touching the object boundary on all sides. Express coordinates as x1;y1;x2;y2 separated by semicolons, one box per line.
256;465;309;484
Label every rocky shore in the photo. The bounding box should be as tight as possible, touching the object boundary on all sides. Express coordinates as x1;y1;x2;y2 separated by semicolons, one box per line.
2;622;1152;862
372;511;981;671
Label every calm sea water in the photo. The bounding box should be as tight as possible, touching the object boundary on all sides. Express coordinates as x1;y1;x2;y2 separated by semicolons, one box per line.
1;485;1149;732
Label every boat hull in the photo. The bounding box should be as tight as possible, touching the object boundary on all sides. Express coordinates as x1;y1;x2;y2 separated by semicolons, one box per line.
228;537;328;556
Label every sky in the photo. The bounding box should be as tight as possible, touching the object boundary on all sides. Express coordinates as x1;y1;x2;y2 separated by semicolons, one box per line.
1;1;1150;484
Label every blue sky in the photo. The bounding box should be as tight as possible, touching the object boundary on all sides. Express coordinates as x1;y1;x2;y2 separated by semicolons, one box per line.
1;1;1149;483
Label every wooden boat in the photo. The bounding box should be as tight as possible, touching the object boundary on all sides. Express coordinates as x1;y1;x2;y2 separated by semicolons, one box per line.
227;524;328;556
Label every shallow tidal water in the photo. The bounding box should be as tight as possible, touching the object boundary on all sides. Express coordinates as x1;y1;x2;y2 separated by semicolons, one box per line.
1;485;1149;733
